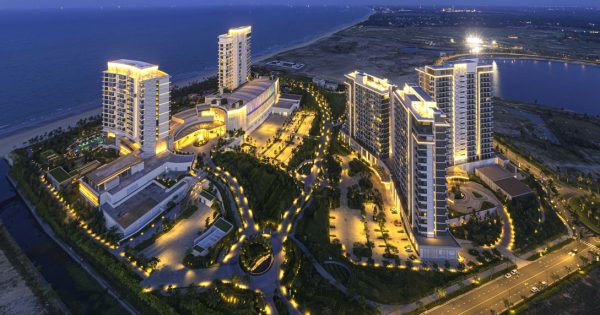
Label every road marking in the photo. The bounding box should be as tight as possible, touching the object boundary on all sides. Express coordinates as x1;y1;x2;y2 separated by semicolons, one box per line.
455;244;588;315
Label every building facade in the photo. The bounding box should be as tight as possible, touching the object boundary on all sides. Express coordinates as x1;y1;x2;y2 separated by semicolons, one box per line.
102;59;170;157
391;83;451;238
416;59;493;166
218;26;252;93
344;71;393;160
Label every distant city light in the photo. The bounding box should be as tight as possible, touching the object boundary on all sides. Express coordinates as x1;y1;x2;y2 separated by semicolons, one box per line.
466;34;483;54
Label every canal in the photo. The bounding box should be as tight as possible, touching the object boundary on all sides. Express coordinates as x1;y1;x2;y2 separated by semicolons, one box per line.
0;159;127;314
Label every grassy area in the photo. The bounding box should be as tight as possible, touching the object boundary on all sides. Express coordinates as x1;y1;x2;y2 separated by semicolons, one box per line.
569;194;600;234
323;91;346;120
170;77;218;114
281;240;378;315
525;238;573;261
213;151;300;229
288;137;319;168
164;281;266;314
509;174;566;252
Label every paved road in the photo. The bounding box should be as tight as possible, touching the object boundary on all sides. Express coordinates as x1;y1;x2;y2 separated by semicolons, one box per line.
425;240;595;315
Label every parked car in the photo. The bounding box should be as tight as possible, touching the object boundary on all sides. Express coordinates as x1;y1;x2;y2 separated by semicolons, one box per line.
511;269;518;275
531;286;540;293
505;273;512;279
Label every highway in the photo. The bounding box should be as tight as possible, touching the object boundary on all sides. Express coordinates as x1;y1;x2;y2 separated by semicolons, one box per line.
426;240;596;315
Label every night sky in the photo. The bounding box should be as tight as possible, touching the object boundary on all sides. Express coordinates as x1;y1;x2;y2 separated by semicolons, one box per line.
2;0;599;10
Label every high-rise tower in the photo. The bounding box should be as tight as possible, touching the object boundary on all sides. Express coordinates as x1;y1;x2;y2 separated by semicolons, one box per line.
218;26;252;93
102;59;170;157
344;71;393;160
391;83;451;238
416;59;493;166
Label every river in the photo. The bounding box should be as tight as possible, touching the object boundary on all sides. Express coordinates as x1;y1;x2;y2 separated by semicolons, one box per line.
0;160;126;314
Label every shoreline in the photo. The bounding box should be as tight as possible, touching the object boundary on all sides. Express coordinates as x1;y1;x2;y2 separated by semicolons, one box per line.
0;8;373;158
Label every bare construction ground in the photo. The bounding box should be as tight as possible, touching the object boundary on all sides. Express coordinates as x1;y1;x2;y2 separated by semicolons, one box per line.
495;99;600;180
264;24;600;85
0;226;47;314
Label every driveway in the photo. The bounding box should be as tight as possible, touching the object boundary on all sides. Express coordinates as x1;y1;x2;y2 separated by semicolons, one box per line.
142;203;213;270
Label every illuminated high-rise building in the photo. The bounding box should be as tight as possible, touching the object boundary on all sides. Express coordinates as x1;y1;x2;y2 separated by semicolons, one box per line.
391;83;451;238
344;71;393;161
416;59;493;166
218;26;252;93
102;59;170;157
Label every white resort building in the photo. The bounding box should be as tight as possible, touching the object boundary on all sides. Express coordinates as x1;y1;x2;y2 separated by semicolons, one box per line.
171;77;279;150
344;71;393;161
102;59;170;158
80;59;195;240
416;59;494;166
218;26;252;93
391;83;459;260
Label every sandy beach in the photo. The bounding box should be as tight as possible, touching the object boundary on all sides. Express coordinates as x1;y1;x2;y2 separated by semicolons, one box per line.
0;10;373;159
0;108;101;158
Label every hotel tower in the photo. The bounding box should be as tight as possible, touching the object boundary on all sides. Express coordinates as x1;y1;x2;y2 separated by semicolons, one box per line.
416;59;493;166
344;71;393;161
102;59;170;157
391;83;451;238
218;26;252;93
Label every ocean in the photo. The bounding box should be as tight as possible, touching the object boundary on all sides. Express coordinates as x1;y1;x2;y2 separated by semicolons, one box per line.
0;6;370;137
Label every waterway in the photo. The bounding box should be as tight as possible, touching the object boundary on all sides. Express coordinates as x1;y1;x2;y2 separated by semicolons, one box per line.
490;58;600;115
0;160;126;314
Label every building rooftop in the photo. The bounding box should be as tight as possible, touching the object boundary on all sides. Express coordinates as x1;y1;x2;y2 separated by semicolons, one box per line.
219;25;252;38
192;217;233;256
47;167;72;184
346;71;392;94
101;181;186;229
415;233;461;248
106;152;194;194
476;165;514;182
200;189;217;201
86;153;143;186
173;121;225;142
221;77;276;107
279;93;302;101
273;100;298;110
395;83;439;119
495;178;534;198
108;59;158;70
105;59;168;80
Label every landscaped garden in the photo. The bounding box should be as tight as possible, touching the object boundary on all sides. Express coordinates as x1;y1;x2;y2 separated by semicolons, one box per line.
451;212;503;246
213;151;300;229
569;194;600;234
239;236;273;275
